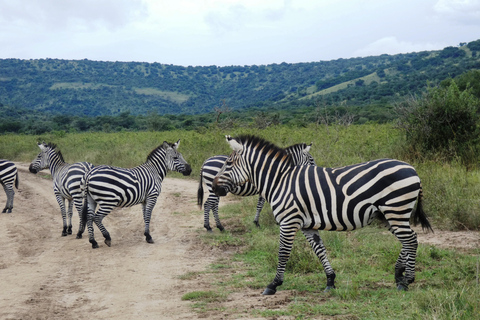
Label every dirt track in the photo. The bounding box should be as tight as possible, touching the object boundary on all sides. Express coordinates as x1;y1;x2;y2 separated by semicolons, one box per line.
1;163;479;320
0;162;227;320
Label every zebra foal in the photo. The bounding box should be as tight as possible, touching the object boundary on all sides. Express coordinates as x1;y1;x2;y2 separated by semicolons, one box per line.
80;140;191;249
29;142;94;237
198;143;316;231
0;160;19;213
212;135;433;295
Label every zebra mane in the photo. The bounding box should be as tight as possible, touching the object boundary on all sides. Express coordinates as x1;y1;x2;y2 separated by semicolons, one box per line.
234;135;294;166
44;142;65;163
146;141;171;162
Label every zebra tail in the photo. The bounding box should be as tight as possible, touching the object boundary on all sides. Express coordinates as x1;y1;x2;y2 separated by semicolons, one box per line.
80;176;89;228
197;170;204;209
15;171;19;189
413;188;434;233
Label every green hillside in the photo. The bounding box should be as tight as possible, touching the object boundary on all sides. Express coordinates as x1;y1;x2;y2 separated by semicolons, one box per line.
1;39;479;119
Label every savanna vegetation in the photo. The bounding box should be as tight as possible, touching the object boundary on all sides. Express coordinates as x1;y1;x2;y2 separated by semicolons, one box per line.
2;41;480;320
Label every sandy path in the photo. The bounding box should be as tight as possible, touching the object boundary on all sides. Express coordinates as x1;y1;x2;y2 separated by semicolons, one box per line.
0;163;222;320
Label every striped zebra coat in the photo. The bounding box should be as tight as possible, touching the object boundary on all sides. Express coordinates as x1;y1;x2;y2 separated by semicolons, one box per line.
212;135;433;294
29;142;94;237
80;140;191;249
0;160;19;213
198;143;316;232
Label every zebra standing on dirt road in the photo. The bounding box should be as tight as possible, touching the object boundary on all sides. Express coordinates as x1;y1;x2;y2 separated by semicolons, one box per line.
29;142;94;237
212;135;433;295
80;140;192;249
198;143;316;232
0;160;19;213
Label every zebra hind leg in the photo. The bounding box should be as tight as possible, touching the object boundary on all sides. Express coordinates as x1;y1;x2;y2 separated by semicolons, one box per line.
389;225;418;291
204;194;223;232
302;229;336;292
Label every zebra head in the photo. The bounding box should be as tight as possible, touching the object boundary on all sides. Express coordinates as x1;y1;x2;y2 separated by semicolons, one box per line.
163;139;192;176
285;143;316;166
29;142;63;174
212;135;257;197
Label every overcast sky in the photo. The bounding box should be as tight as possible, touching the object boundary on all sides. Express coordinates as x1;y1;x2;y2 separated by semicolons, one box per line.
1;0;479;67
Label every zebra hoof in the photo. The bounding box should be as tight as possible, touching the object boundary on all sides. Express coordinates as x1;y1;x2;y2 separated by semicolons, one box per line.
262;288;276;295
91;242;99;249
1;209;5;213
105;239;112;247
61;232;68;237
397;284;409;291
324;285;335;292
146;238;154;244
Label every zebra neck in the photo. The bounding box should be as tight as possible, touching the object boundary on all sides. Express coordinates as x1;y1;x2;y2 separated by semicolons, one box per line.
47;155;66;175
251;155;292;203
142;161;167;179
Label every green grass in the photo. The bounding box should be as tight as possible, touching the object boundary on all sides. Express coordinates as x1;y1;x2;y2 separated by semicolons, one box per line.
190;198;480;319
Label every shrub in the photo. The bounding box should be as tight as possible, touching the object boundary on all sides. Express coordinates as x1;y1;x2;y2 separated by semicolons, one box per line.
396;81;480;167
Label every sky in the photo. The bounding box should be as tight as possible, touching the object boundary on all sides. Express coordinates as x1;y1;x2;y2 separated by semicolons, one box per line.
1;0;479;67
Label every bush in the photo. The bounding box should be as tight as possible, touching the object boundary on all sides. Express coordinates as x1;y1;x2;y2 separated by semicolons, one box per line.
396;81;480;167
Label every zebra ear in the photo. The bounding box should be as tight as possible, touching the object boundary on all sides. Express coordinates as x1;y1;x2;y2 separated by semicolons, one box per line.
173;139;180;149
305;143;312;153
226;135;243;152
38;143;46;151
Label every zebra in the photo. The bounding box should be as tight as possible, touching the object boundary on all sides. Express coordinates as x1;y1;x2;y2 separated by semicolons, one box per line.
80;140;192;249
212;135;433;294
198;143;316;232
29;142;94;237
0;160;19;213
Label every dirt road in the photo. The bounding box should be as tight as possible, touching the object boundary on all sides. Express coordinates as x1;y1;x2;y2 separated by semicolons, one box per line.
0;163;226;320
1;163;479;320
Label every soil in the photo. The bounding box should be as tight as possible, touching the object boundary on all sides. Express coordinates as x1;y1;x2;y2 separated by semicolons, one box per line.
0;163;479;320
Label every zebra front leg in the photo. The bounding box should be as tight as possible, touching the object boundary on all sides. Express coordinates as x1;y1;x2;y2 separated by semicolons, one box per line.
253;196;266;227
302;229;336;291
262;224;300;295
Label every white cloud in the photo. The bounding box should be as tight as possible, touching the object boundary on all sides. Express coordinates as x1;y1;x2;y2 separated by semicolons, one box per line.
434;0;480;24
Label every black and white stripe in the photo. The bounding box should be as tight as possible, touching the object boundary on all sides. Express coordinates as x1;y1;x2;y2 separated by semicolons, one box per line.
29;142;94;237
0;160;19;213
212;135;433;294
80;140;192;249
198;143;316;231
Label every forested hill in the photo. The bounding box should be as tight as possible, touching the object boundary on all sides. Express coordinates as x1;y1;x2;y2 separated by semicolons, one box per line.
1;39;480;117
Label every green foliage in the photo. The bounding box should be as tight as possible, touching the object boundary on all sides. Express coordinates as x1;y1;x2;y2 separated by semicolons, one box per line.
396;80;480;167
1;39;480;124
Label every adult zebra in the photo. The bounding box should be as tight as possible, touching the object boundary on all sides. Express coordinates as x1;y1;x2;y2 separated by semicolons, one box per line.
80;140;192;249
198;143;316;232
212;135;433;294
0;160;19;213
29;142;94;237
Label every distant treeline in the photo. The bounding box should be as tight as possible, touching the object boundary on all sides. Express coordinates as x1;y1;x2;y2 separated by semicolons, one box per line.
1;40;480;119
0;103;397;135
